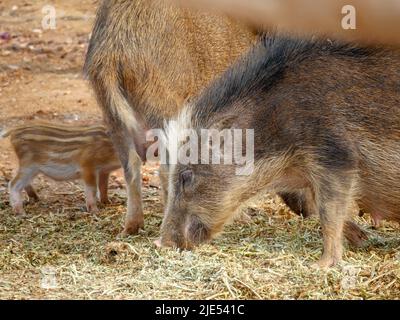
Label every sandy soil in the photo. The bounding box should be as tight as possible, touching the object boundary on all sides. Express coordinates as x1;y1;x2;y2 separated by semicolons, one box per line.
0;1;399;300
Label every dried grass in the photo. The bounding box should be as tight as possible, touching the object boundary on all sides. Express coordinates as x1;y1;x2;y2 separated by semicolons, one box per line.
0;169;399;300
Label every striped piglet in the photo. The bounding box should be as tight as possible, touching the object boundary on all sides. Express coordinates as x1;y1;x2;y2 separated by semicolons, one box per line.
2;122;121;214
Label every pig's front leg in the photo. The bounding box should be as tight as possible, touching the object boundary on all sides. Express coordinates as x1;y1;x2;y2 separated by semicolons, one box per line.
82;168;99;213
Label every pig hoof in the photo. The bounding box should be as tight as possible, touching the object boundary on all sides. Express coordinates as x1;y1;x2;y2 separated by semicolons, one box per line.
121;221;144;236
120;227;139;237
311;257;341;269
119;230;136;238
25;198;38;205
101;199;110;205
154;238;162;248
14;210;27;217
373;221;381;229
310;261;331;270
29;196;40;203
86;205;99;214
13;205;26;216
344;222;369;248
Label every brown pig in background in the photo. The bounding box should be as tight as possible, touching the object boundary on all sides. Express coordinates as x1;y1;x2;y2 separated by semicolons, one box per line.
84;0;257;235
158;34;400;268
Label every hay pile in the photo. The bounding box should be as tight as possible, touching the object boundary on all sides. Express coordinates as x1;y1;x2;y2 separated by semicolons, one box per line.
0;169;399;300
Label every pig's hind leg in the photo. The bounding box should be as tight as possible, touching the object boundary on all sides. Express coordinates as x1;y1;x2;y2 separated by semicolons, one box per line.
106;123;144;236
121;149;143;235
280;190;368;247
9;166;38;215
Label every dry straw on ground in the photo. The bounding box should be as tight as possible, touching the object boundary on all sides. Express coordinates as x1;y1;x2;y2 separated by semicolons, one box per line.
1;170;399;300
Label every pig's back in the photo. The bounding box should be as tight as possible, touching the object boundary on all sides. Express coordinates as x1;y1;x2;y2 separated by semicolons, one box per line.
267;38;400;220
306;47;400;208
85;0;256;127
264;39;400;213
194;35;400;220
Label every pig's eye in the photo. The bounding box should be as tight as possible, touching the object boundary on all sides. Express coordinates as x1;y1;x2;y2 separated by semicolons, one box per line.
180;169;193;190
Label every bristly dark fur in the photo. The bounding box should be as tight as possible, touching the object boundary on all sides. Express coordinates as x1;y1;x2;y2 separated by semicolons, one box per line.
159;30;400;266
193;33;383;126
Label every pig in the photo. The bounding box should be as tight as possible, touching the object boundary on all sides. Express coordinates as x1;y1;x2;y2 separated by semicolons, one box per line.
158;34;400;268
3;122;121;214
84;0;257;235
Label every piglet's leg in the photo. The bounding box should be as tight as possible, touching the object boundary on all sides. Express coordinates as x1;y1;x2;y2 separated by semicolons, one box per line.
9;167;38;215
98;171;110;205
82;169;99;213
25;185;39;202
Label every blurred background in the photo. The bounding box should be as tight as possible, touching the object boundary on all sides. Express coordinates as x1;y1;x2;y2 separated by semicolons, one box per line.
173;0;400;44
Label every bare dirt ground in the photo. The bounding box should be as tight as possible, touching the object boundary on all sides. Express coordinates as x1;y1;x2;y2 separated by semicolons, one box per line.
0;1;399;300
